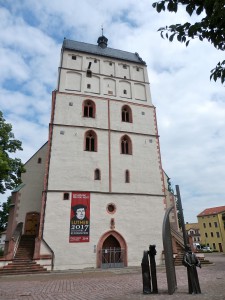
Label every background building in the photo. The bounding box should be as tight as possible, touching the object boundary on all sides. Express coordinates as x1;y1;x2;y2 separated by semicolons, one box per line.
185;222;201;250
3;36;170;271
197;206;225;252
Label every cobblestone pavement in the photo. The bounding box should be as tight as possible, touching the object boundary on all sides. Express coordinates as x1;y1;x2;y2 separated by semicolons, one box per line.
0;253;224;300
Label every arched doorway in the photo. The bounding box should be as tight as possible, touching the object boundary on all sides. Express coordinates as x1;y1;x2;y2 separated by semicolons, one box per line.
24;212;40;236
97;230;127;268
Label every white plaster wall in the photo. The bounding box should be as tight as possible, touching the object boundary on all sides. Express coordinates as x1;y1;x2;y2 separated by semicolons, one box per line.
48;127;109;191
60;50;152;105
110;101;156;135
16;144;47;225
54;93;108;129
43;192;165;270
110;132;163;195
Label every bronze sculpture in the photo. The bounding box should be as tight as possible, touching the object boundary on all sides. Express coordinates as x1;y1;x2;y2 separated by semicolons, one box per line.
182;245;201;294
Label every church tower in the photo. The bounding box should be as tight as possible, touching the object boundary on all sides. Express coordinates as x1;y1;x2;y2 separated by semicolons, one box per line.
39;35;166;270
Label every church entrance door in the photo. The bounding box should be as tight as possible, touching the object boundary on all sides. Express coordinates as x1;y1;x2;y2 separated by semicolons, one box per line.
100;235;124;268
24;212;40;236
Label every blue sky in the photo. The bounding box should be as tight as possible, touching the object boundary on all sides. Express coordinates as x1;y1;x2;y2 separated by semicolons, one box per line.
0;0;225;222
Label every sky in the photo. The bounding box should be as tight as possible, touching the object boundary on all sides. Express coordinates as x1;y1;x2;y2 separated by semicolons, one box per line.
0;0;224;223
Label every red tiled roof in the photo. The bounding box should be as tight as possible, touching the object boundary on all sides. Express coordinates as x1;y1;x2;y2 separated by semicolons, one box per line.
197;205;225;217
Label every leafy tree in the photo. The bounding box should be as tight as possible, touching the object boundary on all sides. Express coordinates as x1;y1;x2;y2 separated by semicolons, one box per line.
0;196;11;232
0;111;25;194
152;0;225;83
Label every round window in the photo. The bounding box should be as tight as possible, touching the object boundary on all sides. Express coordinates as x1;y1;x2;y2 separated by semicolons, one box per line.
107;203;116;214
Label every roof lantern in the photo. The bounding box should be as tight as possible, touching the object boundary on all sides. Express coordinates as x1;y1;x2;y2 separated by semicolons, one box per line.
97;26;108;48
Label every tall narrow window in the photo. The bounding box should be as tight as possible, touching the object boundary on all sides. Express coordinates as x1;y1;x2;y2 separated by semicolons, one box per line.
94;169;101;180
122;105;132;123
125;170;130;183
86;69;92;77
37;158;42;164
121;135;132;155
85;130;97;152
83;100;95;118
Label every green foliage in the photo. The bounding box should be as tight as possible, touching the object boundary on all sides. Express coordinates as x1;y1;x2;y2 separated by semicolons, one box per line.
152;0;225;83
0;111;25;194
0;196;11;232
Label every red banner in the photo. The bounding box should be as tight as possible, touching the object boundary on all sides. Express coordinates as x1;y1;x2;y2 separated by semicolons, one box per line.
69;192;90;243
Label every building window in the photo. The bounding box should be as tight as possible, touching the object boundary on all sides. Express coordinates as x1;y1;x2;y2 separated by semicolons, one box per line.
211;232;214;237
136;67;139;71
123;89;127;95
213;243;216;249
94;169;101;180
85;130;97;152
83;100;95;118
94;59;97;63
203;223;206;228
63;193;70;200
209;222;212;227
86;70;92;77
125;170;130;183
122;105;132;123
107;203;116;214
109;62;112;66
72;55;76;60
214;221;218;227
123;64;127;69
87;84;91;89
37;158;42;164
216;232;220;238
121;135;132;155
205;232;208;237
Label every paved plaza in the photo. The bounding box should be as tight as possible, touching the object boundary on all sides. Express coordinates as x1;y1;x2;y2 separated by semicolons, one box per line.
0;253;224;300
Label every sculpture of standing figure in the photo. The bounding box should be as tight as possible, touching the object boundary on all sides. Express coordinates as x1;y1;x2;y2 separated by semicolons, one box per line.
182;245;201;294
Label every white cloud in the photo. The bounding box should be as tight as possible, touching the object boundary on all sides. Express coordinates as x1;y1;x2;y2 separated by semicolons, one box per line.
0;1;225;222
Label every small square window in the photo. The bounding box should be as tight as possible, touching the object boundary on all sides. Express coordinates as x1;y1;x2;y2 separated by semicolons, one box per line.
124;76;127;79
109;62;112;66
123;90;127;94
69;102;73;106
72;55;76;60
63;193;70;200
60;131;65;135
136;67;139;71
123;65;127;69
87;84;91;89
94;59;97;63
108;91;113;95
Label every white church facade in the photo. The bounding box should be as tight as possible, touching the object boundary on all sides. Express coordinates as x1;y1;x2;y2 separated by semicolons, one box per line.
3;36;175;271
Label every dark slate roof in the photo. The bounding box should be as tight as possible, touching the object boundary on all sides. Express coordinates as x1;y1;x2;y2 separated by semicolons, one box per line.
62;38;146;65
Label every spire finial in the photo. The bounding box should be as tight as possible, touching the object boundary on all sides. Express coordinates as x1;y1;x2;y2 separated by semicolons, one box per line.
101;25;104;36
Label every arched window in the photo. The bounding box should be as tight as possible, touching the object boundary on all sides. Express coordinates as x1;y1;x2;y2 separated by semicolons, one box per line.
85;130;97;152
125;170;130;183
121;135;132;155
94;169;101;180
83;100;95;118
122;105;132;123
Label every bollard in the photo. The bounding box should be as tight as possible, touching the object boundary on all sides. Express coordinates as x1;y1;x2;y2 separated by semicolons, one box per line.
141;250;151;294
